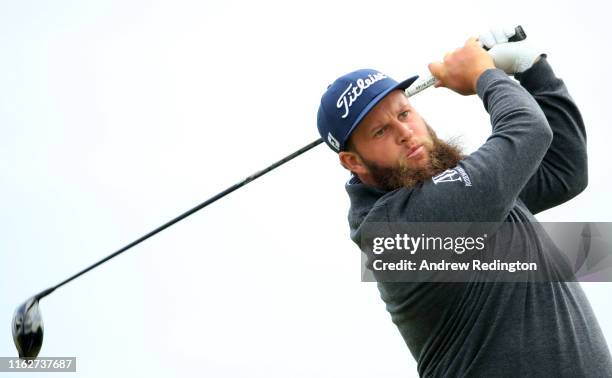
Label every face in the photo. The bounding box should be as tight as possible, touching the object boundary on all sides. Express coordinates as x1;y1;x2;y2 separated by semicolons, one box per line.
353;89;433;169
339;90;435;187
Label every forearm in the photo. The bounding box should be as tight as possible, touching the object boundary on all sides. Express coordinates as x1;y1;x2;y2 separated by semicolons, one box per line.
517;57;588;213
389;69;554;223
467;68;554;217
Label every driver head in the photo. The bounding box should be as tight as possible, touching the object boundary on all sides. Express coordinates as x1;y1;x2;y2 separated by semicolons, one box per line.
12;297;44;359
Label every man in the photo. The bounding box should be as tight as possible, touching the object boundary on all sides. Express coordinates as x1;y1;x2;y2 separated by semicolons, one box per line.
317;29;612;376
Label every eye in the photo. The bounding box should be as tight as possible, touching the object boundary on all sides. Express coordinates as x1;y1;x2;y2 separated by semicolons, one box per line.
374;125;388;138
399;110;410;120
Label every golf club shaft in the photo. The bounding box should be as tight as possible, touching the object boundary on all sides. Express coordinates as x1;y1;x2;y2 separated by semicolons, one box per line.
34;138;324;300
32;25;527;301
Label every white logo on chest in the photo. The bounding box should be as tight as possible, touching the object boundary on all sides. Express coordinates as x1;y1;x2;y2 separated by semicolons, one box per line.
432;167;472;186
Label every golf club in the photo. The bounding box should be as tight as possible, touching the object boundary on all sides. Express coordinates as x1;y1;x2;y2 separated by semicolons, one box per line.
12;138;323;359
406;25;527;97
12;25;527;359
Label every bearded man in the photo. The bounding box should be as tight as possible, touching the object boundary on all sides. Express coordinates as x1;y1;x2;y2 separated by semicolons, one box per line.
316;30;612;377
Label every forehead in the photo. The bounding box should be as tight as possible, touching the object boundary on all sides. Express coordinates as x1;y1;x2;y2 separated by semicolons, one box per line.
357;90;410;128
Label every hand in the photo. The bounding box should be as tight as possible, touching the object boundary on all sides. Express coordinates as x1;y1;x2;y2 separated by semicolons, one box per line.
479;27;541;74
428;38;496;96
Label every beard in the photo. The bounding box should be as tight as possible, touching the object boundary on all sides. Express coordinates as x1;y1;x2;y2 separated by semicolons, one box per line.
359;128;464;191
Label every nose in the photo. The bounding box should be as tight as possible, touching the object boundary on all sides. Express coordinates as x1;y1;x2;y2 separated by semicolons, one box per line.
395;122;414;145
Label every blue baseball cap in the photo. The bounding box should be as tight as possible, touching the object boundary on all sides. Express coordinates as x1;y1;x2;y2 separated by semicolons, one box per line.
317;69;418;152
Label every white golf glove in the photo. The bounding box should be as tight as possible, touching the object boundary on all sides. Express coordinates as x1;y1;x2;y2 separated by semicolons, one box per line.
479;27;541;74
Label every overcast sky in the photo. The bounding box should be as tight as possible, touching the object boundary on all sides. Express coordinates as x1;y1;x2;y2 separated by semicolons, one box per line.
1;1;611;377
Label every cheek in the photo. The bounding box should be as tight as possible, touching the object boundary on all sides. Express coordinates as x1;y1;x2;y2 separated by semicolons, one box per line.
414;125;435;148
382;143;407;166
362;141;402;167
410;120;429;137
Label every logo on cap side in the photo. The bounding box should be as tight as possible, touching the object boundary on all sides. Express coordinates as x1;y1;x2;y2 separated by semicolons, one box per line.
336;72;387;119
327;132;340;151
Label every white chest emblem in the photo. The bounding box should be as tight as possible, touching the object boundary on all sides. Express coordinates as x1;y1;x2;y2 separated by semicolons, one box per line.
432;167;472;187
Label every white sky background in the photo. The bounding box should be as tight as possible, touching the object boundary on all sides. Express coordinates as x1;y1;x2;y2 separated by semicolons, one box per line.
1;0;611;377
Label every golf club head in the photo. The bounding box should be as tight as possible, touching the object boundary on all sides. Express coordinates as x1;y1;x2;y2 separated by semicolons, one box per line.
12;296;44;359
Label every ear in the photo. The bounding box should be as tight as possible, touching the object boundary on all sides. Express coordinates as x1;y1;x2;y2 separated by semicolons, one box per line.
338;151;369;176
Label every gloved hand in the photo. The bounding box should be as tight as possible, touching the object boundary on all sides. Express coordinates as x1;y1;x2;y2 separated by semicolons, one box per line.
479;27;542;74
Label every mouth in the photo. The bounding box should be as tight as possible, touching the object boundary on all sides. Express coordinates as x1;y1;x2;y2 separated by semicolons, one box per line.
406;144;424;159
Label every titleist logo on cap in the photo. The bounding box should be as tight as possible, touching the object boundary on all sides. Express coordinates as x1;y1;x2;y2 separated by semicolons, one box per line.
336;72;387;119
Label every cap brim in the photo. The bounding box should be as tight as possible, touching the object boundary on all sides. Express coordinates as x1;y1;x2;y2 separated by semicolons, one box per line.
342;75;419;149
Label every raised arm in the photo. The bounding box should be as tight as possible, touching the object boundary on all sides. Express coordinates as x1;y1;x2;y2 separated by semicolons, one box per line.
516;57;588;214
381;39;553;222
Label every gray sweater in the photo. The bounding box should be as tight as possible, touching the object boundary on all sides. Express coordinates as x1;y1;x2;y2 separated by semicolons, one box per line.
346;58;612;377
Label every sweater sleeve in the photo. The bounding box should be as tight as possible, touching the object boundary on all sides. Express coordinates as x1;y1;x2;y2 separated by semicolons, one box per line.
516;56;588;214
381;68;553;222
